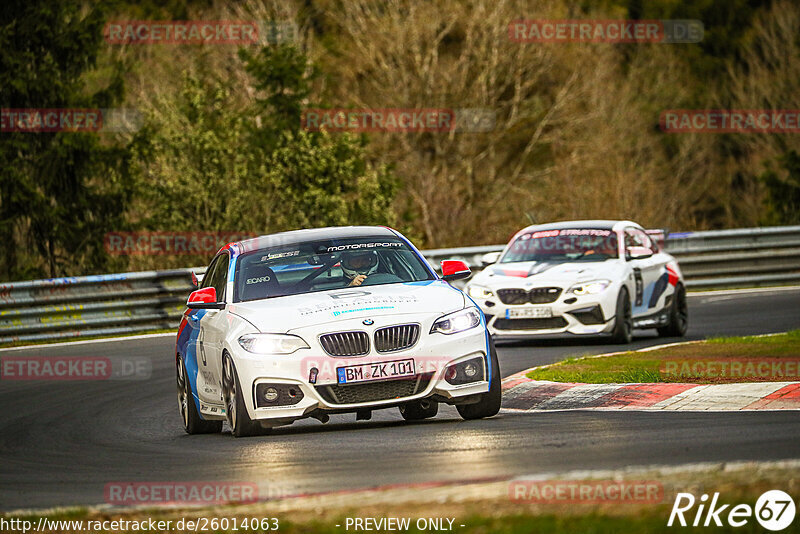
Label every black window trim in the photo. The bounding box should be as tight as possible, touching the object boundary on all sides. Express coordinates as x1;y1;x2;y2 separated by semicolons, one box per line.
202;252;230;302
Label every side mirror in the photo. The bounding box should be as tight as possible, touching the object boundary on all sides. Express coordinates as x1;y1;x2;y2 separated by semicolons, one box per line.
480;251;502;266
626;246;653;260
187;287;225;309
441;260;471;281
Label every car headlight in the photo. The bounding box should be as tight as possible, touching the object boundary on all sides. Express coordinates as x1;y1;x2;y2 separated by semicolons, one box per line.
568;280;611;296
237;334;309;354
467;285;494;299
431;307;481;335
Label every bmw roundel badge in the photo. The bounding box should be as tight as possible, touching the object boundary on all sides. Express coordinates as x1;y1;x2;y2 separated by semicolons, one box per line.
362;319;374;325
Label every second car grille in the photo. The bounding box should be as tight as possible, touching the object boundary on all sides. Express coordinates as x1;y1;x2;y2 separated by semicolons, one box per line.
315;374;432;405
497;287;562;305
496;288;528;304
374;324;420;353
319;331;370;357
493;317;568;330
530;287;562;303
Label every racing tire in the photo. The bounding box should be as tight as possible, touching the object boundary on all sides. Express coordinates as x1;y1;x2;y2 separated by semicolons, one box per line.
457;341;502;420
222;354;261;438
610;287;633;344
177;357;222;435
657;283;688;337
399;398;439;421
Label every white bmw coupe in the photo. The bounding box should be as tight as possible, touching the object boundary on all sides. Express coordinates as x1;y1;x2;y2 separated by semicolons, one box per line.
176;226;500;437
465;220;688;343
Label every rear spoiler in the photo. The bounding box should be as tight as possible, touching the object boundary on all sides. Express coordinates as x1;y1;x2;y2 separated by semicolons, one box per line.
645;228;668;250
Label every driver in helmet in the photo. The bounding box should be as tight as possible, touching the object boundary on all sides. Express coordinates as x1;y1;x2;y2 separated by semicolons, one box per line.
341;250;379;287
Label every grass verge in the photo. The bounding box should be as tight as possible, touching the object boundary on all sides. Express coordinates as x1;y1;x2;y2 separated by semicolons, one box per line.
4;462;796;533
525;330;800;384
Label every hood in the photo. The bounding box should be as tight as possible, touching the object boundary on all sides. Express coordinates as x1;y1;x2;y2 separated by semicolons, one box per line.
227;280;465;333
471;259;623;287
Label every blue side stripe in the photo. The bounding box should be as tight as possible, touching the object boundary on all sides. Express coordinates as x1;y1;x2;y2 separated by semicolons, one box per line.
180;309;208;419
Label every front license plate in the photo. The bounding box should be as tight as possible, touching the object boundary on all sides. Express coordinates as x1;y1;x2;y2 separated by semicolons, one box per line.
506;307;553;319
337;359;415;384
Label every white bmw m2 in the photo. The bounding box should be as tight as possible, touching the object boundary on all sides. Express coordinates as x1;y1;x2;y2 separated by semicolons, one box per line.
176;226;500;437
465;220;688;343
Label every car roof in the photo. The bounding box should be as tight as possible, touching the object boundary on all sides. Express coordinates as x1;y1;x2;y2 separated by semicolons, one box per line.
514;220;641;234
232;226;399;253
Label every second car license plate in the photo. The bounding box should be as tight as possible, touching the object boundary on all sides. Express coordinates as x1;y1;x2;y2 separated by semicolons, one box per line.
506;307;553;319
337;359;415;384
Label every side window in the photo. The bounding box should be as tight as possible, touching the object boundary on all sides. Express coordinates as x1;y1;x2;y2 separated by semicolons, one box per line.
625;228;654;253
624;229;636;248
201;254;228;301
210;255;229;301
201;257;219;290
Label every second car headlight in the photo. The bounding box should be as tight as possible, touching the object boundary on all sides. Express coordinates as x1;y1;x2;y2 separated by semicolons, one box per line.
568;280;611;296
431;307;481;335
467;285;494;299
237;334;309;354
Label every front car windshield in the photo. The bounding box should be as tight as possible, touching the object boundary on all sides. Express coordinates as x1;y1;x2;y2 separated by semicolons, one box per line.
501;228;619;263
234;236;435;302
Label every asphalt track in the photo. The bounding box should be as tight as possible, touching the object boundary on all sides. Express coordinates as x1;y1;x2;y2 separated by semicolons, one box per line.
1;288;798;511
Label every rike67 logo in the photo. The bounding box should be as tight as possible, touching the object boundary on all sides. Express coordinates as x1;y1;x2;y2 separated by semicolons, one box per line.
668;490;796;531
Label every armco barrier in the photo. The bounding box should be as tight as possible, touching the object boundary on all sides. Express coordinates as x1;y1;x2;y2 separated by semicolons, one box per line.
1;226;798;344
0;270;199;344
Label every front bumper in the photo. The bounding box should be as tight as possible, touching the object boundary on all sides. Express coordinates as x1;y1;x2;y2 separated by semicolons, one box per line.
474;288;618;338
229;323;490;422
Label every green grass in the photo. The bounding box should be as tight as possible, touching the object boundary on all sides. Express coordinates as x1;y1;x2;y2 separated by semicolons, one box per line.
706;330;800;345
6;464;790;534
298;513;769;534
3;509;762;534
524;353;664;384
526;330;800;384
7;507;773;533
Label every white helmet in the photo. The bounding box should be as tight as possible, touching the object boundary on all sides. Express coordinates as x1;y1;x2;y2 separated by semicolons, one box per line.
341;250;379;280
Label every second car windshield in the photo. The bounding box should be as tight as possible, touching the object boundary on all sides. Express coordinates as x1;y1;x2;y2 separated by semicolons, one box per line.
233;237;435;302
501;228;619;263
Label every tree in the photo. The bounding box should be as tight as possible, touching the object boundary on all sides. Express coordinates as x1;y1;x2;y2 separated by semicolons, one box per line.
130;43;397;270
0;0;133;280
241;44;397;231
760;151;800;225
